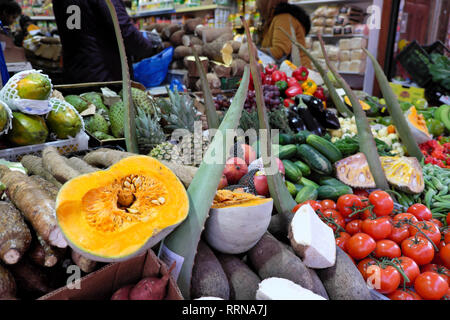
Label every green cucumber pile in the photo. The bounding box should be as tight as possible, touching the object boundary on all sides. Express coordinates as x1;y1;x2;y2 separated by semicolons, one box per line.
277;131;353;203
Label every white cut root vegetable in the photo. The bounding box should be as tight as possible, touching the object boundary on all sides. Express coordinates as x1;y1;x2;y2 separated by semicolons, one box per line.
256;278;327;300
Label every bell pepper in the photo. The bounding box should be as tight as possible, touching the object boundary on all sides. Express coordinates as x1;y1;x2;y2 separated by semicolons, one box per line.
284;98;295;108
275;80;288;93
292;66;309;82
271;70;287;83
285;85;303;99
286;77;300;88
313;86;326;102
265;64;278;75
301;78;317;95
263;74;273;85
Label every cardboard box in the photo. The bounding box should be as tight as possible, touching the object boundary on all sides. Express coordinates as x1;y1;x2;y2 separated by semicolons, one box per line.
389;82;425;103
39;249;184;300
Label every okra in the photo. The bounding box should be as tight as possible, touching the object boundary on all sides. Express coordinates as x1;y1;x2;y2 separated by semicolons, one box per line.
424;189;437;209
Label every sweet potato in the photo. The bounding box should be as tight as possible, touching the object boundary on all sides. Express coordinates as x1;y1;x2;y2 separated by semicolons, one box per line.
316;247;372;300
217;253;260;300
129;262;176;300
184;18;203;34
191;240;230;300
247;232;315;292
0;202;32;265
0;264;16;299
71;250;97;273
42;146;80;183
111;284;134;300
170;30;186;47
20;155;62;189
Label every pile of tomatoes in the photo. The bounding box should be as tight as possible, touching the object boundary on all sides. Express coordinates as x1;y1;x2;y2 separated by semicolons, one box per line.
293;190;450;300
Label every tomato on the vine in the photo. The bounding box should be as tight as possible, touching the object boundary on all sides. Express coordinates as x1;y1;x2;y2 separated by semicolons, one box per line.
361;217;392;240
374;239;401;259
443;228;450;244
319;209;345;232
292;200;322;213
346;233;376;260
407;203;432;221
320;200;336;210
366;265;401;294
401;236;435;266
414;272;449;300
357;258;376;280
387;289;415;300
421;264;450;286
409;220;441;246
394;256;420;286
353;189;369;198
430;218;443;229
335;231;350;251
369;190;394;217
345;219;362;235
337;194;363;218
393;212;418;224
440;244;450;269
388;223;410;244
447;212;450;226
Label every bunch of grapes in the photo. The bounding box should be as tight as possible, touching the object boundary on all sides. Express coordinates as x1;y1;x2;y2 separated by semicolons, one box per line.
214;94;231;111
244;85;282;111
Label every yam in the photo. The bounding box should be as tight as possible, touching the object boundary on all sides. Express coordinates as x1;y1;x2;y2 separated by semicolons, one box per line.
231;59;247;77
247;232;315;292
9;258;52;296
197;27;233;43
316;247;372;300
28;235;62;268
162;24;182;40
0;166;67;249
30;175;59;200
288;204;336;269
181;35;203;47
154;23;166;34
170;30;186;47
228;40;241;53
0;264;16;299
184;18;204;34
162;41;172;49
212;61;231;78
65;157;99;174
42;146;80;183
0;202;32;265
217;253;260;300
183;56;209;78
196;73;221;91
203;39;233;65
170;59;184;70
191;240;230;300
256;278;326;300
238;44;250;63
20;155;62;189
173;46;193;60
71;250;97;273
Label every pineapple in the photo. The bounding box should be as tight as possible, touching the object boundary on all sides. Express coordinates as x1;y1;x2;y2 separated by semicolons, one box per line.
135;108;166;154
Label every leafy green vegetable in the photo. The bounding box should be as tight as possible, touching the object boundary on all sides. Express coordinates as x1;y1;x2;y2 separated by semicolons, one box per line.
429;53;450;91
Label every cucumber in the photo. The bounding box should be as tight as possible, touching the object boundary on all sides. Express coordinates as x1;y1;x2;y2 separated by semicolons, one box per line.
300;177;320;189
294;184;304;193
285;181;297;196
294;160;311;176
295;185;318;204
278;133;296;145
294;130;312;144
318;176;347;188
306;134;343;163
297;144;333;175
317;185;353;200
279;144;298;160
282;160;303;184
252;141;280;158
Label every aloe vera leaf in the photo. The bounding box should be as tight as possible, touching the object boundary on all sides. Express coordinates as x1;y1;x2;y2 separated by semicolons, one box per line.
363;48;424;161
289;18;301;67
192;46;220;130
278;27;353;118
160;67;250;299
242;16;297;232
318;35;389;191
105;0;138;153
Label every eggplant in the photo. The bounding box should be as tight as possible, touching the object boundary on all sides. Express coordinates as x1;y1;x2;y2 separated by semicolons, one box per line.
287;107;308;132
296;94;325;116
292;102;326;136
319;109;341;130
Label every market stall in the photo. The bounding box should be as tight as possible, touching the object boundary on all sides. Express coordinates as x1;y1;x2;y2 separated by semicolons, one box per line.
0;0;449;303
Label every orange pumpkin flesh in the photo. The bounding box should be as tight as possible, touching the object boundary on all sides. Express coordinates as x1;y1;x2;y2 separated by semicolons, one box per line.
56;156;189;261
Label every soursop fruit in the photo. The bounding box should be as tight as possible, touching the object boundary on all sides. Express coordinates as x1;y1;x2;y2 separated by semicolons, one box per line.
92;131;115;140
84;113;109;135
81;92;109;116
109;100;124;138
65;95;89;113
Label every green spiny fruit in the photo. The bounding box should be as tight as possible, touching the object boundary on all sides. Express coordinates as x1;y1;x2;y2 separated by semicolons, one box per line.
109;100;124;138
64;95;89;113
85;113;109;135
92;131;115;140
135;108;166;154
149;141;176;161
81;92;109;116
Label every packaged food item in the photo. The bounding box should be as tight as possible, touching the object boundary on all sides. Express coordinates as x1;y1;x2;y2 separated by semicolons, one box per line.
339;38;350;50
339;50;351;62
311;26;324;35
343;24;354;35
313;6;328;17
312;17;326;27
350;37;368;50
305;37;313;49
325;6;340;17
327;45;340;61
351;49;367;60
349;59;366;73
333;26;343;35
324;27;334;35
325;18;335;27
339;61;351;72
312;41;321;51
340;6;364;16
335;15;349;26
310;51;322;59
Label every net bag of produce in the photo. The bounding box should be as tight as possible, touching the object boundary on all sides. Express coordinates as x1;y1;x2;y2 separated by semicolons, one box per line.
0;100;13;136
0;69;53;115
46;98;85;140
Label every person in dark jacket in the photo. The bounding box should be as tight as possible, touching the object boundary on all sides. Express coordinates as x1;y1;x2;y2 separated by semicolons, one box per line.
52;0;161;83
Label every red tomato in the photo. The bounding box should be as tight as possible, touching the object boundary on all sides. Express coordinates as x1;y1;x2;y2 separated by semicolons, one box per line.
407;290;423;300
292;200;322;213
409;221;441;246
414;272;449;300
407;203;432;221
374;240;401;259
345;219;362;235
320;200;336;210
369;190;394;217
395;256;420;286
444;228;450;244
447;212;450;226
393;212;418;224
401;236;435;266
421;264;450;286
335;232;351;251
388;223;410;244
387;289;415;300
320;209;345;232
442;288;450;300
440;244;450;269
353;189;369;198
337;194;363;218
357;258;376;280
361;217;392;240
366;265;401;294
430;218;443;229
346;233;376;260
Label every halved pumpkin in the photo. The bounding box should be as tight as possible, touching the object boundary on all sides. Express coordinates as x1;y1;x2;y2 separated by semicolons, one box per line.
405;106;432;144
344;95;371;111
335;153;424;194
56;155;189;262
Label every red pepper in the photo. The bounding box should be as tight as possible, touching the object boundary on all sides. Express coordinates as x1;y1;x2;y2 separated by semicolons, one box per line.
292;66;309;82
263;74;273;85
271;70;287;83
286;77;299;88
314;86;326;101
264;64;278;75
283;98;295;108
285;85;303;99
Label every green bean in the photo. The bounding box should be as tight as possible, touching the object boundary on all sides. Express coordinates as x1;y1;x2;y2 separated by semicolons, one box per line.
431;177;444;190
438;186;449;196
425;189;437;209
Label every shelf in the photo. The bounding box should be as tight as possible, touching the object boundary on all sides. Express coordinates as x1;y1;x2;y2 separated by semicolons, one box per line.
30;16;55;21
339;71;365;76
130;4;232;18
290;0;370;5
175;4;230;13
130;8;175;18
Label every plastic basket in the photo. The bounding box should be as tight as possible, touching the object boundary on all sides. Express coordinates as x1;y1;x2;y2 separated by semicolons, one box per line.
133;47;174;88
0;131;90;162
396;41;434;88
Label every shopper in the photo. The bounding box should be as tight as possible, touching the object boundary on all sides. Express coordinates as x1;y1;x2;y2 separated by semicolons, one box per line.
256;0;312;68
52;0;162;83
0;0;21;36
